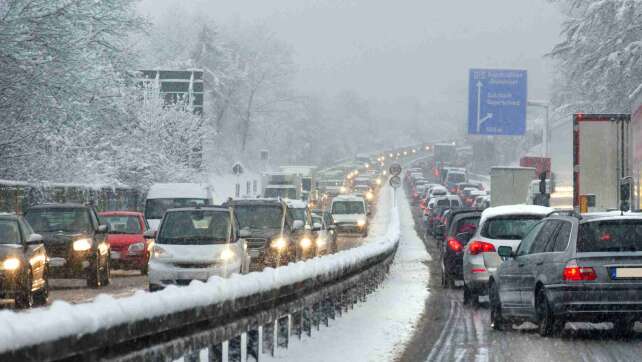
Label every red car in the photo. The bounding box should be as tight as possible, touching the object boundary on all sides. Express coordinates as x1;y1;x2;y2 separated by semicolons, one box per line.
98;211;151;274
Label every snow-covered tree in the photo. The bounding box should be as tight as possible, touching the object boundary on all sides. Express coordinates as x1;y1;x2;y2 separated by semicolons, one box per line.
549;0;642;113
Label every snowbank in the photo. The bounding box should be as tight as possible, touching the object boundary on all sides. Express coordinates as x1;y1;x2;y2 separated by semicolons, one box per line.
0;191;400;354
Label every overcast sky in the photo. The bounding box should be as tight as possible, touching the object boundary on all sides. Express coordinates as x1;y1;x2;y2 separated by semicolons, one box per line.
139;0;563;120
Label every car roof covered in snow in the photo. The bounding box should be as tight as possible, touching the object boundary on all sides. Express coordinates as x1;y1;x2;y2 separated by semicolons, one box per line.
332;194;365;202
147;183;211;199
165;206;229;213
480;204;554;225
284;199;307;208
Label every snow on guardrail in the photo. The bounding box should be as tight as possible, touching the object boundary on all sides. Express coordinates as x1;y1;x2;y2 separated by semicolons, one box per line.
0;204;400;353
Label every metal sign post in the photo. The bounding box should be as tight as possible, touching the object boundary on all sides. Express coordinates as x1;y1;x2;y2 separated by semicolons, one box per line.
389;175;401;208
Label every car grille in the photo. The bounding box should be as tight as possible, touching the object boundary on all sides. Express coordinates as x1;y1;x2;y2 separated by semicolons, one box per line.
246;238;267;250
110;245;127;253
45;243;69;258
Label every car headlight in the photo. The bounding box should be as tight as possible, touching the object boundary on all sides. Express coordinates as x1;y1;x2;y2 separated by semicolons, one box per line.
376;178;382;185
357;219;366;227
1;258;20;271
300;237;312;249
220;248;235;261
72;238;92;252
340;186;347;193
366;191;374;200
153;245;169;258
128;242;145;253
316;237;326;247
271;237;288;250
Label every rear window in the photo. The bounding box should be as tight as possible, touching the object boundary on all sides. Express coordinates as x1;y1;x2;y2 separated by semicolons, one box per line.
453;216;480;236
482;216;542;240
436;199;450;207
578;220;642;253
448;173;466;184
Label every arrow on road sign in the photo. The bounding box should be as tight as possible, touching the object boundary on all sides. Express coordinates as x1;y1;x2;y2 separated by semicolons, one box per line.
476;81;493;133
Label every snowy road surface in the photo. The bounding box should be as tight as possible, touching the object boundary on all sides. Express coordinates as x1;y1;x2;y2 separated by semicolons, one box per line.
265;186;431;362
398;190;642;362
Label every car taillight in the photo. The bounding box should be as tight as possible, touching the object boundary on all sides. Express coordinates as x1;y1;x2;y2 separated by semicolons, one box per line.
468;240;495;255
563;260;597;281
447;238;463;252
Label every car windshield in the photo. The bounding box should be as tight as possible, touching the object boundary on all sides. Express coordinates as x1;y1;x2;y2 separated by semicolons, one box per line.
482;216;542;240
288;207;306;222
145;198;208;219
578;220;642;253
157;210;229;245
101;215;142;234
0;220;21;244
234;205;283;229
332;201;365;214
448;173;466;184
264;188;297;199
25;208;92;233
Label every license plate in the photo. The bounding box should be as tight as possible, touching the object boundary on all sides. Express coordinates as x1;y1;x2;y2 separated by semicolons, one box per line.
48;257;66;267
615;267;642;278
111;251;121;260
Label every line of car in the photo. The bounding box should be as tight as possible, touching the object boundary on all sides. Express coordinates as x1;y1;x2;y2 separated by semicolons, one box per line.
409;162;642;337
0;180;377;308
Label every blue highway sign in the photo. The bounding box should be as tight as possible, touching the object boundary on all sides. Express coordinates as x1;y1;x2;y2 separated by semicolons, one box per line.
467;69;527;135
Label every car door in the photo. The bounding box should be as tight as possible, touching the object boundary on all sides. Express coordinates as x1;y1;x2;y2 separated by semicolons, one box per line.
498;222;544;311
518;220;561;307
18;218;46;287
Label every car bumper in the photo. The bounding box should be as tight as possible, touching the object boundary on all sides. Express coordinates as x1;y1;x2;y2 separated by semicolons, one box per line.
547;283;642;321
148;259;241;288
111;251;148;270
335;224;367;234
0;272;22;298
443;252;464;279
47;254;92;278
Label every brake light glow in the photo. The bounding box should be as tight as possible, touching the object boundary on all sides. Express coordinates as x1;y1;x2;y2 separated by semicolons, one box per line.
471;268;487;273
468;240;496;255
563;260;596;281
447;238;463;252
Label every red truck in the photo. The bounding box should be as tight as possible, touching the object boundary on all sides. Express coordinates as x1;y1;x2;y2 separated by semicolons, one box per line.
519;156;551;178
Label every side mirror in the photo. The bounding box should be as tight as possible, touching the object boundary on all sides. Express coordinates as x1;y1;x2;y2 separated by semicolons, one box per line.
456;232;472;243
312;222;322;231
144;229;157;239
97;224;108;234
26;233;43;245
239;229;251;238
497;246;514;258
292;220;304;231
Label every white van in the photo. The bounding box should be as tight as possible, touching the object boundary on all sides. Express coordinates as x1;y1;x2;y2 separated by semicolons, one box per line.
144;183;214;231
330;195;369;237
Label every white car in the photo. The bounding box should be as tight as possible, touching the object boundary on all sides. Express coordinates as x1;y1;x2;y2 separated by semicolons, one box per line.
330;195;369;237
462;204;553;304
148;207;250;291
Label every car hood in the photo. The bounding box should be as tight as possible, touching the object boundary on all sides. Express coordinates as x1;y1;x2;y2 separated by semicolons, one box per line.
0;244;24;259
39;231;86;245
154;242;243;263
148;219;161;231
107;234;144;246
244;228;281;239
332;214;366;223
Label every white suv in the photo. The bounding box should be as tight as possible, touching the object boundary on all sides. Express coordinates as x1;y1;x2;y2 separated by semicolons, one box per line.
148;207;250;291
462;204;553;304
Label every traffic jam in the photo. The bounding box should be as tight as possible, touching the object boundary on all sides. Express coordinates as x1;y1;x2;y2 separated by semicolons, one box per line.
406;140;642;339
0;164;384;307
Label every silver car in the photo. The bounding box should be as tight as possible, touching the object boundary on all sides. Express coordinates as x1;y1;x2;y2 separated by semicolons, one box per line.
490;214;642;336
462;205;553;304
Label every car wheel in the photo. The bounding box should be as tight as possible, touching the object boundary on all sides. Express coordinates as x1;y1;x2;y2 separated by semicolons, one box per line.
33;268;49;306
489;281;508;331
87;256;101;289
100;255;111;286
15;271;34;309
536;288;562;337
613;320;636;337
463;283;478;306
441;260;451;289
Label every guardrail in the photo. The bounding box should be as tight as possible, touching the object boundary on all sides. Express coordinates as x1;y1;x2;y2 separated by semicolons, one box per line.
0;206;400;362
